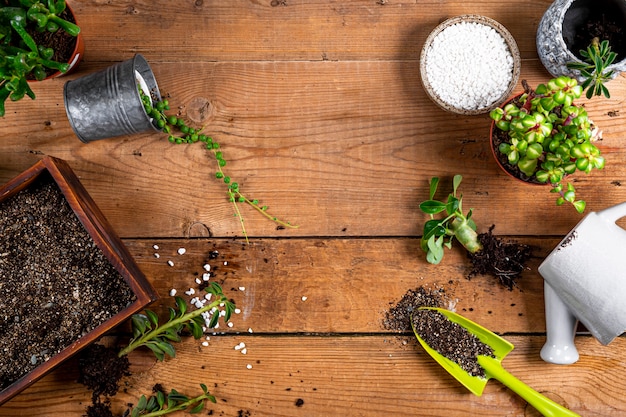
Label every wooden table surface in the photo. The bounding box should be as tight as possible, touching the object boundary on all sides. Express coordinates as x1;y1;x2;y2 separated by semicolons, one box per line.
2;1;626;416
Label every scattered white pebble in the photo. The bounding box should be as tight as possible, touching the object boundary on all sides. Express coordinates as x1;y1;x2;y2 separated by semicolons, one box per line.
154;253;160;259
177;247;186;255
204;293;213;301
153;244;159;250
202;273;211;281
227;322;234;328
203;264;211;271
234;308;242;314
241;348;247;355
169;289;177;296
235;342;246;350
201;341;209;347
301;296;308;301
224;261;228;266
238;286;246;291
248;328;253;333
424;21;514;111
195;277;202;285
185;288;196;296
246;364;252;369
167;260;174;267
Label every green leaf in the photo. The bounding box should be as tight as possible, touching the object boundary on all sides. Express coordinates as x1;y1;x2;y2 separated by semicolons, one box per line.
157;340;177;358
157;390;166;408
136;395;148;410
573;200;586;213
145;309;159;327
190;402;205;414
175;296;187;316
146;342;165;361
452;174;462;196
423;219;445;240
419;200;447;215
428;177;439;200
425;235;444;265
131;314;149;336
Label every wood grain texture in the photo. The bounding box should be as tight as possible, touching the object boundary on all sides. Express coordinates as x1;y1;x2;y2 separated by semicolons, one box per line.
2;0;626;415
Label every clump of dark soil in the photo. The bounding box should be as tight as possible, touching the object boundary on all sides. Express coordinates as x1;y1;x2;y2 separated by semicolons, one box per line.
564;0;626;60
383;286;448;332
0;175;135;391
78;344;130;398
412;309;494;378
468;226;532;290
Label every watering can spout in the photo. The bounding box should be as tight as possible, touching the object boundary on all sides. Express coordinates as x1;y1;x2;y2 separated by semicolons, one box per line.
540;283;579;365
538;201;626;364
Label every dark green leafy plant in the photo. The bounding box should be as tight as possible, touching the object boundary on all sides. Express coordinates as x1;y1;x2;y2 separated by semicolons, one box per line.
567;38;617;99
419;175;481;264
0;0;80;116
490;76;604;213
118;282;235;360
129;384;215;417
139;89;298;242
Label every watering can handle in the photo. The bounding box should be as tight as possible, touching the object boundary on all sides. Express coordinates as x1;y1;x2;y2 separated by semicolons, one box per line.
479;356;581;417
597;201;626;224
540;282;579;364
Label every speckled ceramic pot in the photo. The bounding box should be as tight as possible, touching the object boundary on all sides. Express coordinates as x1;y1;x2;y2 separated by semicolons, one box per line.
537;0;626;80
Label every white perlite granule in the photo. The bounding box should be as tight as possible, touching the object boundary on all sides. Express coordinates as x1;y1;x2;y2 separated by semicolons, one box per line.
425;21;514;111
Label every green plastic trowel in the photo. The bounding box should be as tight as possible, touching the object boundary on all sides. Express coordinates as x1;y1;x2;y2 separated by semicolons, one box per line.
412;307;580;417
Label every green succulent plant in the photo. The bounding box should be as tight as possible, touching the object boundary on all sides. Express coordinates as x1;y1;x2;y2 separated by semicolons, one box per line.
567;38;617;99
489;76;605;213
0;0;80;116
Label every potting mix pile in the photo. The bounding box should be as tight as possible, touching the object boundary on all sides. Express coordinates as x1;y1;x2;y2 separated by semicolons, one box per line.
0;175;135;390
412;308;494;378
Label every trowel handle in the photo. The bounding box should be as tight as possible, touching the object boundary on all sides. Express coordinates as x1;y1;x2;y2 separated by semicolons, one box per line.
597;201;626;224
479;356;581;417
541;282;579;364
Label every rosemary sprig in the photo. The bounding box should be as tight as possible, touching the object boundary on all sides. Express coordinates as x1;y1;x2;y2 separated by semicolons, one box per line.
118;282;234;360
129;384;215;416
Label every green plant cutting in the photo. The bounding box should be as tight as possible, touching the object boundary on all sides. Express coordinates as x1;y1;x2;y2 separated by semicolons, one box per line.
419;175;481;264
567;38;617;99
140;90;298;242
119;282;235;360
129;384;216;417
0;0;80;116
489;76;605;213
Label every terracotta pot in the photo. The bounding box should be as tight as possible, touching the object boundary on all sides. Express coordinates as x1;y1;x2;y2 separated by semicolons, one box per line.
536;0;626;80
489;93;545;186
0;156;158;406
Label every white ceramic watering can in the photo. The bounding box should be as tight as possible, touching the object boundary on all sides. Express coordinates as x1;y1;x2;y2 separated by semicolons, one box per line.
538;202;626;364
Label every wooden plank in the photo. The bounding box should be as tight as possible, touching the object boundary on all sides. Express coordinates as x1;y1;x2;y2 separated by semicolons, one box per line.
1;335;623;416
123;237;553;334
69;0;551;63
1;61;625;238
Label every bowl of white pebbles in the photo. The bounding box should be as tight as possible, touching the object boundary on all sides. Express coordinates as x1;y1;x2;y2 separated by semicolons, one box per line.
420;15;521;115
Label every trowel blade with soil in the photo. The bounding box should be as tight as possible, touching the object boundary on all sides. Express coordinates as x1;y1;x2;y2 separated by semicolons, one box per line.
411;307;580;417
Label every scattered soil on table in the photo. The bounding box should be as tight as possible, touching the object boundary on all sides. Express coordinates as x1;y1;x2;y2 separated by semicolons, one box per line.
0;175;135;392
78;344;130;398
468;225;532;290
412;309;494;378
564;0;626;60
383;286;449;332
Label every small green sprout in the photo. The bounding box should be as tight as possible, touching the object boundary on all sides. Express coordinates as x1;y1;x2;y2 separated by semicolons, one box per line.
567;38;617;99
129;384;216;417
139;89;298;241
118;282;234;360
419;175;482;264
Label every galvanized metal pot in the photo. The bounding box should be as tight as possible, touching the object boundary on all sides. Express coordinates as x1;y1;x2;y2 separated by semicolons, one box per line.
64;54;161;143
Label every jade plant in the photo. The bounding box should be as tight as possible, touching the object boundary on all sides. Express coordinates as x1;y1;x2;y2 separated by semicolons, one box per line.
129;384;216;417
567;38;617;99
489;76;605;213
419;175;531;289
139;90;298;241
0;0;80;116
419;175;480;264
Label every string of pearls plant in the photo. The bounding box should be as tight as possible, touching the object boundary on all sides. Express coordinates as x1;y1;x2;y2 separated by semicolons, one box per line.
139;89;298;241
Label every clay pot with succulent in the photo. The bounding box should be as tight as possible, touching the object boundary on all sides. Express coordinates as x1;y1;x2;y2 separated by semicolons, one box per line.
0;0;83;116
489;76;605;213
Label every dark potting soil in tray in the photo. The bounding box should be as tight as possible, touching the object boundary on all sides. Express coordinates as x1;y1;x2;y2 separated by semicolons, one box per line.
0;174;135;391
412;309;494;378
